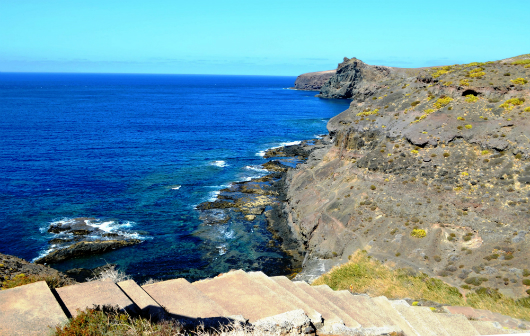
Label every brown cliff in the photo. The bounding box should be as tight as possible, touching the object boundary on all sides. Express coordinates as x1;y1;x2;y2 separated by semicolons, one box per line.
293;70;336;91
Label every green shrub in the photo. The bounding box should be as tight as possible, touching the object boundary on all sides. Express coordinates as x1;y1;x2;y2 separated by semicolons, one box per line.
433;97;453;109
511;78;528;85
465;95;479;103
512;59;530;65
411;229;427;238
432;69;450;78
475;287;502;300
465;277;487;286
499;98;525;111
523;279;530;286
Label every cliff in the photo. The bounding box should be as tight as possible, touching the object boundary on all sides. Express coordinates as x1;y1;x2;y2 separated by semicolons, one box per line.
317;57;422;99
292;70;336;91
285;54;530;298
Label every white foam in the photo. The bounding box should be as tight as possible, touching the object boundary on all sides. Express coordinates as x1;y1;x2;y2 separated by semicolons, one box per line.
31;248;54;263
244;165;268;173
217;244;228;256
207;190;221;202
210;160;227;167
255;140;302;157
281;140;302;147
86;219;135;233
224;229;235;239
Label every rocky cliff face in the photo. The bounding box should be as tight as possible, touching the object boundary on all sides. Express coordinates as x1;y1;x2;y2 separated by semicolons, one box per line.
293;70;336;91
286;54;530;297
317;57;423;99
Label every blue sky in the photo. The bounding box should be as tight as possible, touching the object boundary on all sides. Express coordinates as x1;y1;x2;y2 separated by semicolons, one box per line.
1;0;529;75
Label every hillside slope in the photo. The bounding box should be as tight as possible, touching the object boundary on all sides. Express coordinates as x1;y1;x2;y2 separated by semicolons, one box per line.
286;54;530;298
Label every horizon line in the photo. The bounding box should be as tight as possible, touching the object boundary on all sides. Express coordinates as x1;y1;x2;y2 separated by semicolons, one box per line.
0;70;298;77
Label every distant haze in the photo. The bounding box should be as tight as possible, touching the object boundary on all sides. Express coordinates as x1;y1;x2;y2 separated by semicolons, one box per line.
1;0;529;75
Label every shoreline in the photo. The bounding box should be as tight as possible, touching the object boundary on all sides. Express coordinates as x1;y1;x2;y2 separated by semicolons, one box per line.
195;136;333;278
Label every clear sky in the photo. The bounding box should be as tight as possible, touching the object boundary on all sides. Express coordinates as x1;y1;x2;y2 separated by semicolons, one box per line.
1;0;529;76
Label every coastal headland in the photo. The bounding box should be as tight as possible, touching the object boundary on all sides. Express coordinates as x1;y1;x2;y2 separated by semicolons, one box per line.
280;54;530;299
2;54;530;303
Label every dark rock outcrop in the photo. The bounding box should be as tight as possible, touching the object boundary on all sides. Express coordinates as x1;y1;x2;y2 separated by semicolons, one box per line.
292;70;336;91
35;239;141;264
64;264;118;282
0;253;76;288
317;57;421;100
39;217;143;264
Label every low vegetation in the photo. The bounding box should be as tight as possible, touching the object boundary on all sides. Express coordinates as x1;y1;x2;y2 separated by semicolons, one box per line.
53;306;302;336
312;250;530;320
1;273;69;290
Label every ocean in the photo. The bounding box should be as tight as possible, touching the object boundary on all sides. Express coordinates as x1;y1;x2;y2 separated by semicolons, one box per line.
0;73;350;282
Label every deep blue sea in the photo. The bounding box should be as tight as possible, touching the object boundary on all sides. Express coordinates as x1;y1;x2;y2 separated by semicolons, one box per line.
0;73;350;282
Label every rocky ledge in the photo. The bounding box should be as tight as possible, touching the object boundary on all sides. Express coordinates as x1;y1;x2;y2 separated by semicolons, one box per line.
35;217;142;264
0;253;76;288
292;70;336;91
35;239;141;264
283;54;530;298
195;138;332;275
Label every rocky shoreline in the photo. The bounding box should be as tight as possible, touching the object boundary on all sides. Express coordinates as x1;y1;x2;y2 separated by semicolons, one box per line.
35;217;143;265
194;137;333;277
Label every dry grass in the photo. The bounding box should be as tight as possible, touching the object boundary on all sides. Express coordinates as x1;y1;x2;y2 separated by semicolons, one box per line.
54;306;306;336
1;273;71;290
313;250;530;321
87;264;130;283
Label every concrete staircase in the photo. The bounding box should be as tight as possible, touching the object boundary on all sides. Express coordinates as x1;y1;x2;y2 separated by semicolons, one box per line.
1;269;528;335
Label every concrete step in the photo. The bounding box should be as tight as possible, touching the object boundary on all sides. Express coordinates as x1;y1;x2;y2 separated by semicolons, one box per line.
468;320;512;335
0;281;68;336
443;305;479;318
192;270;298;322
247;272;323;327
293;281;361;329
271;276;344;326
391;300;450;336
337;291;405;332
313;285;401;335
142;278;228;318
56;279;138;317
433;312;480;336
410;307;453;336
481;310;528;330
117;279;165;319
371;296;422;336
444;306;529;331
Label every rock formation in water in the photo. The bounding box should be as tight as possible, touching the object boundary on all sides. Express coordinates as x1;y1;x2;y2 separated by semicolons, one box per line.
285;54;530;298
293;70;336;91
35;217;142;264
